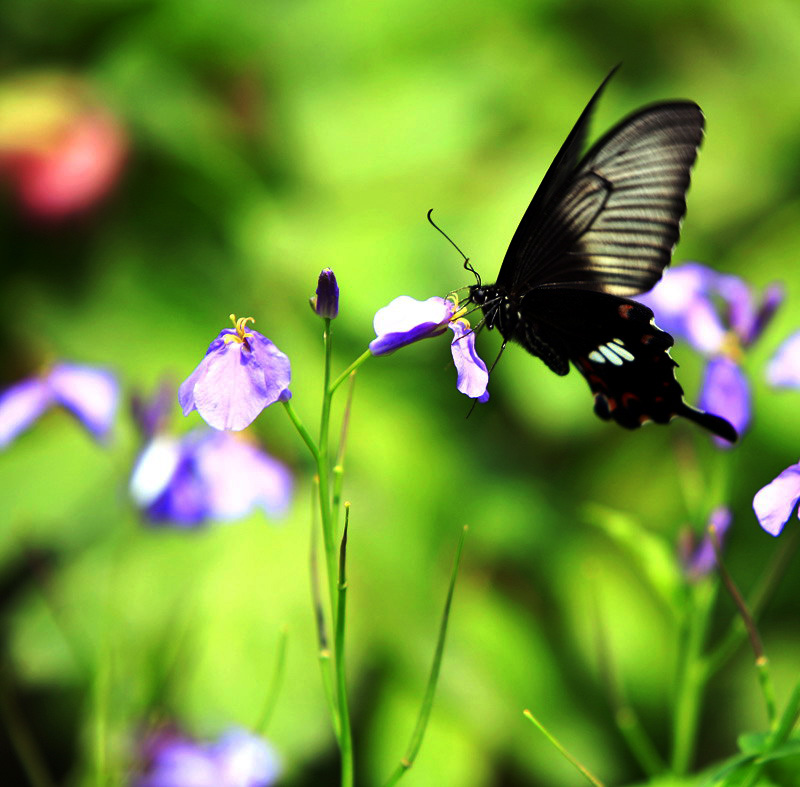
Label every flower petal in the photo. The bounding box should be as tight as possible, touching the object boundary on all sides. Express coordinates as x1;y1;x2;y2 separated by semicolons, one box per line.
180;329;291;431
753;461;800;537
686;506;732;578
48;363;118;438
136;740;219;787
448;320;489;401
767;331;800;388
0;377;52;448
211;729;280;787
369;296;455;356
698;356;750;444
129;436;183;507
194;433;293;520
637;263;720;347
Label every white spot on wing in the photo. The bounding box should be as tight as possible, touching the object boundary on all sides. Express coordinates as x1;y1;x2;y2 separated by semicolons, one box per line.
599;345;624;366
588;350;606;364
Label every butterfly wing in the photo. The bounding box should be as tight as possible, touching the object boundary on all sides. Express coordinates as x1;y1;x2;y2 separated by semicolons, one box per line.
516;288;737;441
496;79;703;297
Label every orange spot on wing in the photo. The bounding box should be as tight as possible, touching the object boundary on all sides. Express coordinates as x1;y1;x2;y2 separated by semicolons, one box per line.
618;304;633;319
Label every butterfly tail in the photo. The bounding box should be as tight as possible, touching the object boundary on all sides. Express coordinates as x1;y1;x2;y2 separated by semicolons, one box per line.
677;402;738;443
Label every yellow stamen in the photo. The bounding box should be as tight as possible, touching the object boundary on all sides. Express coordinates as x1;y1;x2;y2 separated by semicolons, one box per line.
223;314;256;345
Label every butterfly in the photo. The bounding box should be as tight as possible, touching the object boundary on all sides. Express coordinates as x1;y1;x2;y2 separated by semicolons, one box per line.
466;67;737;442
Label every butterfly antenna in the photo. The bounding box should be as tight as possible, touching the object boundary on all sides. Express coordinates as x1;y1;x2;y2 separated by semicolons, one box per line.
427;209;481;287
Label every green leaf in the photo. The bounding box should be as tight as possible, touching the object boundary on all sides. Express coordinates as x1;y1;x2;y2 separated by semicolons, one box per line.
583;503;682;608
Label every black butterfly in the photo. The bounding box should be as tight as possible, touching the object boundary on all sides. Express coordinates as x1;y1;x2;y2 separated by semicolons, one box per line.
466;68;737;442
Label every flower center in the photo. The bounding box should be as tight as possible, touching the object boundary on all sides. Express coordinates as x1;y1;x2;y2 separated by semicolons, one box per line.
223;314;255;349
720;330;744;363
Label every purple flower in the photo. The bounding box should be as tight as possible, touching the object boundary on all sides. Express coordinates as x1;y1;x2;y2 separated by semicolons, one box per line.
698;356;751;437
767;331;800;388
369;296;456;356
179;315;291;432
130;429;292;527
0;362;118;448
637;263;783;444
137;727;279;787
679;506;732;579
753;461;800;537
370;295;489;401
310;268;339;319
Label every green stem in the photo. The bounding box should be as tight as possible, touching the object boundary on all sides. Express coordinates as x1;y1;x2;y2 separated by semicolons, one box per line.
384;526;467;786
614;706;667;777
256;626;289;735
311;471;340;739
337;505;354;787
522;710;605;787
318;319;339;617
332;371;357;531
282;400;320;463
330;349;372;395
671;581;715;775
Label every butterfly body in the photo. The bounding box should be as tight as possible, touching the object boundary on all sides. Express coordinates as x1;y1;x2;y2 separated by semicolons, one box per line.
468;68;737;442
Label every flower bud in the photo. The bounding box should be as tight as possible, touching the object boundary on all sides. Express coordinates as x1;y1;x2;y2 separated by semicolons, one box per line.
310;268;339;319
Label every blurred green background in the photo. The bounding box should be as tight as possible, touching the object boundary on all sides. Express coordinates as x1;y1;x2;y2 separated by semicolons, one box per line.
2;0;800;784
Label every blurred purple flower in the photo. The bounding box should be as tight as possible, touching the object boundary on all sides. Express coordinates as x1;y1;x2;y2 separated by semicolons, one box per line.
137;727;279;787
0;362;118;448
179;315;291;432
370;295;489;402
753;461;800;537
680;506;732;580
767;331;800;389
130;429;292;527
637;263;783;444
310;268;339;319
698;357;751;438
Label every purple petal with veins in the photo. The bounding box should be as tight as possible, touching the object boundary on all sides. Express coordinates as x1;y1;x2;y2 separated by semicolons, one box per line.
179;328;291;432
448;319;489;402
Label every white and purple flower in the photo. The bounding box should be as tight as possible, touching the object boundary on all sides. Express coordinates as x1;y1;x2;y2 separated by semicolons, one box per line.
180;315;291;432
637;262;783;443
369;295;489;402
0;362;118;448
130;429;292;527
136;726;279;787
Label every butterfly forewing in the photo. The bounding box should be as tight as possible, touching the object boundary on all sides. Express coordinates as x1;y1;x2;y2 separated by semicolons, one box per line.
498;101;704;297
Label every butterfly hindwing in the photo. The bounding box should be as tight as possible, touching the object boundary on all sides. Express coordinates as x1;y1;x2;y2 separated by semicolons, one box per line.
514;289;736;440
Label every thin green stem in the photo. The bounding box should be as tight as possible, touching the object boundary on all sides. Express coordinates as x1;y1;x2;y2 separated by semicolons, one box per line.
384;526;467;786
709;526;776;727
614;707;667;777
256;626;289;735
330;349;372;395
310;477;340;739
282;401;320;463
336;505;354;787
93;648;110;787
318;319;339;618
332;371;357;530
522;710;605;787
671;581;715;775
